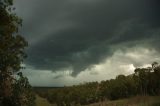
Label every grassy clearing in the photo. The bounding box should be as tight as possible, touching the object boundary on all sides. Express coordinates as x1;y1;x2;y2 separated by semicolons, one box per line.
35;95;56;106
86;96;160;106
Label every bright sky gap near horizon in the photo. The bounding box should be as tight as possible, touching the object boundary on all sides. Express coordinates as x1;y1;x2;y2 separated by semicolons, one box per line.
14;0;160;87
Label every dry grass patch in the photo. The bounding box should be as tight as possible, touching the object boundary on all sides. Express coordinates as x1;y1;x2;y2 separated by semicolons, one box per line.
86;96;160;106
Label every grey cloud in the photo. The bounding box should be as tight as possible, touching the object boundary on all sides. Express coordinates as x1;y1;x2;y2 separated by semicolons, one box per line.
14;0;160;76
23;47;160;86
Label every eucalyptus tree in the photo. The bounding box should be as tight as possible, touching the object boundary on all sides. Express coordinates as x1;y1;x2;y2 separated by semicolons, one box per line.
0;0;35;105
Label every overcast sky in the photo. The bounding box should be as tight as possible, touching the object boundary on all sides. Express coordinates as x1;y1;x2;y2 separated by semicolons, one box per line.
14;0;160;86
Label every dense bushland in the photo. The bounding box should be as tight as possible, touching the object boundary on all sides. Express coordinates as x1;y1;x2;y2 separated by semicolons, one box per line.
36;62;160;106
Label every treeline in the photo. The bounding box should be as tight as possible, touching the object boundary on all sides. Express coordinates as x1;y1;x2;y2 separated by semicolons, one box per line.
36;62;160;106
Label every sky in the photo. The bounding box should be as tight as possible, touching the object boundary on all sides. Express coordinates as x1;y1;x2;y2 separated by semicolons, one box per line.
14;0;160;86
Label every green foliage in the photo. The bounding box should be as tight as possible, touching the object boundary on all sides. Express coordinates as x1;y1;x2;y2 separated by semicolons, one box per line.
0;0;27;72
0;0;35;105
11;72;36;106
36;62;160;106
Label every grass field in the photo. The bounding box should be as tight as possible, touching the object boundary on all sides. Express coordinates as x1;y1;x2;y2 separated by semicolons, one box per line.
36;95;160;106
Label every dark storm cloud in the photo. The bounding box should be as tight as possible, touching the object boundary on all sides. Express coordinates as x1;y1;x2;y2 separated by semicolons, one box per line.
15;0;160;76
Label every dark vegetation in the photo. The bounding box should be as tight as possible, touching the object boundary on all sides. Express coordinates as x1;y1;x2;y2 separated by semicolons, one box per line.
36;62;160;106
0;0;35;105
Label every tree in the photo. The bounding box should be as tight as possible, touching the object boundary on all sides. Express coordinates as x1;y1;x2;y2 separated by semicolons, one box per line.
0;0;34;105
152;62;158;69
12;72;35;106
